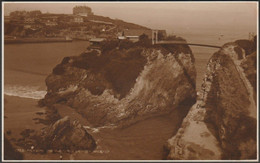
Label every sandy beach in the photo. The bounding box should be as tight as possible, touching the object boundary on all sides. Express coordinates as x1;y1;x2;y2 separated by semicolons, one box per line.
4;95;46;138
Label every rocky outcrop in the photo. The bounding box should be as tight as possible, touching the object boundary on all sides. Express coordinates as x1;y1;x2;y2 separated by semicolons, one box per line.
165;39;257;160
41;44;196;127
40;116;96;151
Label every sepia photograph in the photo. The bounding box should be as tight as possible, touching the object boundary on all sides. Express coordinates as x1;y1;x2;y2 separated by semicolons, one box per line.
1;1;258;161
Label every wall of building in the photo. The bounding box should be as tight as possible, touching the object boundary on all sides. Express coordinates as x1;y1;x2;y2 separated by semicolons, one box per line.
73;6;93;16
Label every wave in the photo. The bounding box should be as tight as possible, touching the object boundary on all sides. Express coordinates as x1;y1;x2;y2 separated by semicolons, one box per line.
83;124;116;133
4;85;46;100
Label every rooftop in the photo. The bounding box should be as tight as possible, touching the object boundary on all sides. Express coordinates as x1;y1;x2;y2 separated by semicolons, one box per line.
123;29;152;38
89;38;106;42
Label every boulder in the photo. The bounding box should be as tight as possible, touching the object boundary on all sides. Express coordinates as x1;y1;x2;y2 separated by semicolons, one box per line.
165;40;257;160
40;116;96;151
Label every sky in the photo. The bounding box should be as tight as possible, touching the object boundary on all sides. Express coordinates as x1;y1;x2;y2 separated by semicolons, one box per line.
3;2;258;42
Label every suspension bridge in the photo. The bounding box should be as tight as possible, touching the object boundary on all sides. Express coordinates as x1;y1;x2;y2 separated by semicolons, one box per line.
152;30;221;49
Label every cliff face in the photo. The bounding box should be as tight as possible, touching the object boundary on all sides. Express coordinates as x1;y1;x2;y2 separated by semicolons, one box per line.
41;44;196;127
165;39;257;160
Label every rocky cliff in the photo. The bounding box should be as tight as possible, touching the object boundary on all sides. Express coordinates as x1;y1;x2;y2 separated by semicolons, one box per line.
165;39;257;160
41;43;197;127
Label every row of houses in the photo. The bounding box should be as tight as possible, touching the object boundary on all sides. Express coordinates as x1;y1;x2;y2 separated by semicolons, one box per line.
5;14;89;27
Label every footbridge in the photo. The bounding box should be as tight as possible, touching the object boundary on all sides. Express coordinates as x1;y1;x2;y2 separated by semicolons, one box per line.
152;30;221;49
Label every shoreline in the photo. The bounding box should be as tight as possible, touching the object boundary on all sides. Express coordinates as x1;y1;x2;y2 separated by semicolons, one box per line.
4;95;46;138
4;39;90;44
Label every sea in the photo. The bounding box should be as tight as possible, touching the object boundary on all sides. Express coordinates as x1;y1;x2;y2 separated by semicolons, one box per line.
3;30;253;99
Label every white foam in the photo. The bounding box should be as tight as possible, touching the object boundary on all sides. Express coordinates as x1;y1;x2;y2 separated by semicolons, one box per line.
93;149;110;154
83;124;116;133
4;85;46;100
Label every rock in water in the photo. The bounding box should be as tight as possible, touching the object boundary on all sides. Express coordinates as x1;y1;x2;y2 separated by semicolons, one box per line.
42;45;196;127
41;116;96;151
165;39;257;160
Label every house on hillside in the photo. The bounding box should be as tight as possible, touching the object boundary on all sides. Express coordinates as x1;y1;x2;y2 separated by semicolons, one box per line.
40;15;58;26
89;38;106;49
45;20;58;26
40;16;58;22
157;30;167;40
73;16;84;23
24;17;35;24
118;29;152;42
